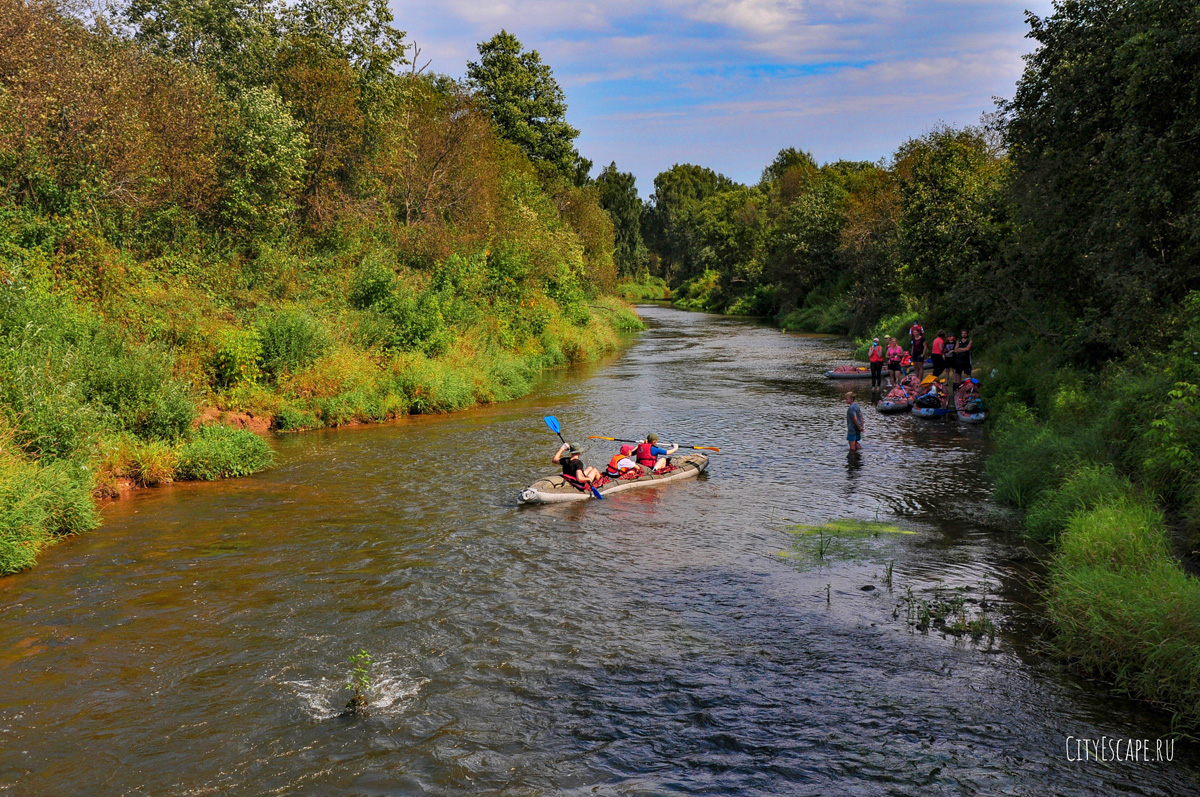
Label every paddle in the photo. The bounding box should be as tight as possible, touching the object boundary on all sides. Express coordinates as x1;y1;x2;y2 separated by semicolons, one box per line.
543;416;603;500
586;435;720;453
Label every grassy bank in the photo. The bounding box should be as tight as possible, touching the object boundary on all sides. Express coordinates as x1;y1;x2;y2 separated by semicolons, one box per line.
0;243;640;574
986;330;1200;728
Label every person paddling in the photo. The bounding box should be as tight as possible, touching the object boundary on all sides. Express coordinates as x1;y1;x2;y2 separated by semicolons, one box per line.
553;442;601;486
636;433;678;473
605;444;643;478
868;337;884;387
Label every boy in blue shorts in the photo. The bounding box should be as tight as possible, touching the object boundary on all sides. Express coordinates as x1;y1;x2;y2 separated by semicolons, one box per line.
846;391;864;451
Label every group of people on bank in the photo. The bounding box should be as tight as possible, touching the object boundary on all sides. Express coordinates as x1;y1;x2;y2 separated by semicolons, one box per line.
552;434;679;488
867;323;974;389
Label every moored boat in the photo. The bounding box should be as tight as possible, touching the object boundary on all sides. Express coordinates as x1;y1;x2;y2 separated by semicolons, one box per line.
824;365;873;379
912;377;950;418
518;452;709;504
955;379;986;423
877;374;919;414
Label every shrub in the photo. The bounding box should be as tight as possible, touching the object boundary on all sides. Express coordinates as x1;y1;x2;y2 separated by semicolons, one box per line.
212;327;263;388
84;339;195;440
177;424;273;480
348;258;397;309
97;433;179;487
258;308;330;379
272;405;318;431
221;86;309;235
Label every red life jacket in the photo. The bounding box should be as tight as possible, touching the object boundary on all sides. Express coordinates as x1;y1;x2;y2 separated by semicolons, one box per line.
606;454;626;477
636;442;656;468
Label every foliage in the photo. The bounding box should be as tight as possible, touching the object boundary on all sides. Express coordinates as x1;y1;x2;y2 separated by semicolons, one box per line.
257;307;330;378
595;162;649;278
177;424;273;480
212;327;264;387
221;86;309;234
466;30;586;183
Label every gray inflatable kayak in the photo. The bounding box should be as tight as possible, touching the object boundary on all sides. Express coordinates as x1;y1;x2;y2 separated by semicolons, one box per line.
518;453;709;504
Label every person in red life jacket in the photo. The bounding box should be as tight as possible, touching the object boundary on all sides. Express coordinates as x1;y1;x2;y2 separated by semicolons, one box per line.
553;442;601;486
930;330;947;381
606;444;643;478
868;337;884;387
635;433;678;473
908;321;926;381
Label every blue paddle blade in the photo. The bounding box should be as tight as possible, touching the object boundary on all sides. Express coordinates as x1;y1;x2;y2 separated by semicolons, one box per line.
544;415;561;434
589;483;603;500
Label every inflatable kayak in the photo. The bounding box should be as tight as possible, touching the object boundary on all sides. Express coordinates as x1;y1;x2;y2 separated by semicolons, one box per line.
824;365;873;379
912;378;950;418
956;380;986;423
518;453;709;504
877;374;919;414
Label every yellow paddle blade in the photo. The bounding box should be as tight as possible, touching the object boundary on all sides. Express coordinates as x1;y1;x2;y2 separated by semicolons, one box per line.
587;436;617;441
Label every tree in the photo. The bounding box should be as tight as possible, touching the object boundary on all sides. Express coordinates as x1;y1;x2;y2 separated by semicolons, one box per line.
466;30;585;184
643;164;737;280
1002;0;1200;359
595;163;648;278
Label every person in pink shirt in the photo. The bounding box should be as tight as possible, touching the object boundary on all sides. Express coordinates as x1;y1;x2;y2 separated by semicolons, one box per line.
930;330;947;381
886;337;905;387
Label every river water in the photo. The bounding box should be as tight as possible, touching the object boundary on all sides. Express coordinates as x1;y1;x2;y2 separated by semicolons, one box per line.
2;306;1197;795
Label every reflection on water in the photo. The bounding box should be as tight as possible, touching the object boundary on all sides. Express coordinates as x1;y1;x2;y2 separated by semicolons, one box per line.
1;306;1196;795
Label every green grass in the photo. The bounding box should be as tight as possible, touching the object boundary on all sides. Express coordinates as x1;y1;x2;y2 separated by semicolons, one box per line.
177;425;274;481
616;276;671;301
1046;497;1200;727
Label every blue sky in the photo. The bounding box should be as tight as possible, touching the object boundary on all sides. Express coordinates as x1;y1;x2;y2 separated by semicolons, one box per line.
390;0;1057;195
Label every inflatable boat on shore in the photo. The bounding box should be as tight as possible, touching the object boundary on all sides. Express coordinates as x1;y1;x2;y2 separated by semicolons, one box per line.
912;379;950;418
824;365;873;379
518;453;709;504
877;375;919;414
956;380;986;423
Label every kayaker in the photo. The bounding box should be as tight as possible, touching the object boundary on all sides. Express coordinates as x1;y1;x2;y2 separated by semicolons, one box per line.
605;444;643;478
846;391;864;451
553;442;601;485
868;338;884;387
930;330;946;381
636;433;678;473
955;329;973;388
886;337;905;387
909;322;926;381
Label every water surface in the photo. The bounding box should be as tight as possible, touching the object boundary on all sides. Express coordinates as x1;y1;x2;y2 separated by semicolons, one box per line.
2;306;1196;795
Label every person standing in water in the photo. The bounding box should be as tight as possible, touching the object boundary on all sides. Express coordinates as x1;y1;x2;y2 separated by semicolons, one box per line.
868;337;885;387
930;330;947;381
846;391;864;452
909;321;926;381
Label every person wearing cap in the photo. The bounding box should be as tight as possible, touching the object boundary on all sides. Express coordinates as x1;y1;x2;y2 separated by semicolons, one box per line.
553;442;601;485
868;337;884;387
606;444;643;478
845;391;864;451
635;433;678;473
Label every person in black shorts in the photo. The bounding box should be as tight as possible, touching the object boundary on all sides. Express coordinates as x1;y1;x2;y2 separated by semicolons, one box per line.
553;442;601;485
955;329;973;388
931;330;947;379
908;322;926;380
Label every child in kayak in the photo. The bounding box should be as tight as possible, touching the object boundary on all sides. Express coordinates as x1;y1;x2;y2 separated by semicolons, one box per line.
605;444;643;478
635;433;679;473
553;442;601;485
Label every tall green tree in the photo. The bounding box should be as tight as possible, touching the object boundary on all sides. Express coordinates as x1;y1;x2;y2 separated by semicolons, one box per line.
466;30;588;184
595;162;648;278
1002;0;1200;359
643;163;737;279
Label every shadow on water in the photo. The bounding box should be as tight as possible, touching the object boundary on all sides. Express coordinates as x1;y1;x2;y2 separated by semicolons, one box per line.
1;306;1197;795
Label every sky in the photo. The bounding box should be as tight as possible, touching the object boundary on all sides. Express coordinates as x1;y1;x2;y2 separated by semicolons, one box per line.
389;0;1058;195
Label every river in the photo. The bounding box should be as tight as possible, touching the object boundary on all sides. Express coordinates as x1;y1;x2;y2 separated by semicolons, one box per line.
1;306;1196;795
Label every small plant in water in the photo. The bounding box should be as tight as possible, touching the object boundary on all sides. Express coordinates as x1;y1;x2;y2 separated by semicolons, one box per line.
345;649;372;716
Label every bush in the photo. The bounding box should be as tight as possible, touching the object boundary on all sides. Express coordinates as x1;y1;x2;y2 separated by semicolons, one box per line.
348;258;397;309
212;328;263;388
221;86;309;235
258;308;330;379
177;424;273;480
97;433;179;488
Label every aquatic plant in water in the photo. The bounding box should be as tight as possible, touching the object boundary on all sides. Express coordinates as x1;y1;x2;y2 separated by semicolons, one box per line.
345;650;373;717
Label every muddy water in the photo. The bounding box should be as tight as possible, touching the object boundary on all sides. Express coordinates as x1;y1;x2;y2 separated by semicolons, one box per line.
1;306;1197;795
